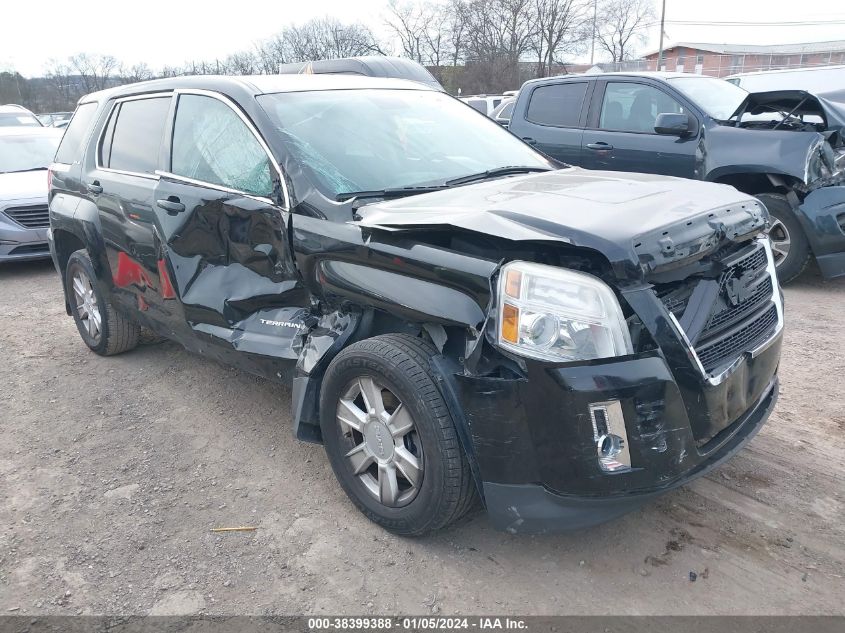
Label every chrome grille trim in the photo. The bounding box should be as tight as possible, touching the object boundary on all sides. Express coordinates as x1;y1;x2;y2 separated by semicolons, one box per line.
667;237;783;386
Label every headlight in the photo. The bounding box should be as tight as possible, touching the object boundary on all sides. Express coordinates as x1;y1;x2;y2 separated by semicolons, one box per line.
496;261;633;362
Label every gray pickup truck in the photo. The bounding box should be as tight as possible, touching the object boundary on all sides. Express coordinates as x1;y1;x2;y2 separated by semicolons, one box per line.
508;72;845;282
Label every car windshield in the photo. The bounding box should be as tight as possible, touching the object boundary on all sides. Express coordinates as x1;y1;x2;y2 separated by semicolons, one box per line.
668;76;749;120
257;89;551;198
0;112;42;127
0;133;61;173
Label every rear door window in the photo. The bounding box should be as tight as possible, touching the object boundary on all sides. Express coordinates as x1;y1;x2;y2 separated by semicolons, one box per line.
169;94;273;198
101;96;170;174
526;82;588;127
54;102;99;164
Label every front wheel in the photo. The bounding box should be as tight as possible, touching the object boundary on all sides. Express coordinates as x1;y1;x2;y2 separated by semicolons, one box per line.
65;250;140;356
319;334;477;535
755;193;811;283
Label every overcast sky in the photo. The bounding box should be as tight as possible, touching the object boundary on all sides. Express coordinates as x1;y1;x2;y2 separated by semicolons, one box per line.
3;0;845;77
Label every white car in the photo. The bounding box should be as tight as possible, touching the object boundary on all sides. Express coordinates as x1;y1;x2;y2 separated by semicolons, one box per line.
0;104;43;128
0;127;63;262
460;95;506;116
726;65;845;93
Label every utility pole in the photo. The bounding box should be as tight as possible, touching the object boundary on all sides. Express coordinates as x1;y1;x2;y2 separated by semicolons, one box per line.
590;0;598;65
656;0;666;71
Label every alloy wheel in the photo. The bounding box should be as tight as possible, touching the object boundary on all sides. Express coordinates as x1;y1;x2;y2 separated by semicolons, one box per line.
72;270;102;341
336;376;423;507
769;219;791;265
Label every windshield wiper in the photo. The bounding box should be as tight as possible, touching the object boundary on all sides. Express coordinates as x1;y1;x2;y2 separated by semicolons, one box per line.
335;185;446;202
445;166;552;187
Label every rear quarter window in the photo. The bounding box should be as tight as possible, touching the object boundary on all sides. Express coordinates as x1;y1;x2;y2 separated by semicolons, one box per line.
54;102;99;164
526;82;588;127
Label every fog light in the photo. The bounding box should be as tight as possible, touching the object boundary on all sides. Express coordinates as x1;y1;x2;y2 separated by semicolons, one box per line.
598;433;623;458
589;401;632;473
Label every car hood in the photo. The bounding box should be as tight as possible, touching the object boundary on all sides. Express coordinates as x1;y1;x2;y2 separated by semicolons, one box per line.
733;89;845;130
0;170;49;202
357;168;766;280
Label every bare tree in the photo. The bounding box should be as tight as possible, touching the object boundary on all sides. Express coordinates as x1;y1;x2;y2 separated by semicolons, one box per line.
461;0;538;91
44;60;79;109
532;0;590;76
385;0;427;62
69;54;120;92
254;16;384;71
444;0;469;67
595;0;654;62
223;51;260;75
120;62;154;84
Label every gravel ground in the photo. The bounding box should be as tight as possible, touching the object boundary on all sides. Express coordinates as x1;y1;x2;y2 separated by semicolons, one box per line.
1;259;843;616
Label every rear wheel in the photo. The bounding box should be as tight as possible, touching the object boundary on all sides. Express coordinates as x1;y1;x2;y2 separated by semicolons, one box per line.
755;193;810;283
319;334;477;535
65;250;140;356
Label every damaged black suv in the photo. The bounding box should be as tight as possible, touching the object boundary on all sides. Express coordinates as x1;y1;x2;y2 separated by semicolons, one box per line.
48;75;783;535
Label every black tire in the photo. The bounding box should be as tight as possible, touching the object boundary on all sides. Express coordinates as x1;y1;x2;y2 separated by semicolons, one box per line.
756;193;811;283
319;334;477;535
65;249;140;356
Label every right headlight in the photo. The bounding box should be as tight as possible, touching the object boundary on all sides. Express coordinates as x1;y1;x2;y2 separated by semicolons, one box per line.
496;261;633;363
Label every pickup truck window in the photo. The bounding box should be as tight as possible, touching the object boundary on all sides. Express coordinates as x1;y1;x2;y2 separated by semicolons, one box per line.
525;82;587;127
102;96;170;175
258;89;549;198
170;94;273;198
599;83;684;133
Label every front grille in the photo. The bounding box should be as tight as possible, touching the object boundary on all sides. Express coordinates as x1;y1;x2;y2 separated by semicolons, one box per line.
9;242;49;256
3;205;49;228
655;240;779;375
696;304;778;372
705;276;772;333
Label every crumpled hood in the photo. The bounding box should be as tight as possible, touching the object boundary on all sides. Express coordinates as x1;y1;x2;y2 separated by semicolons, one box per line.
734;89;845;130
0;170;49;202
357;168;766;280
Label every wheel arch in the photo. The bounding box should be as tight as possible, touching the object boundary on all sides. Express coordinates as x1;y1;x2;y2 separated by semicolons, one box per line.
292;306;477;443
710;170;804;197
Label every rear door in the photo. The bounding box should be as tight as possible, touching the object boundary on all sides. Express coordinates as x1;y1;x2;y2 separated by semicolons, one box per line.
512;80;592;164
154;90;307;363
86;93;173;321
580;80;698;177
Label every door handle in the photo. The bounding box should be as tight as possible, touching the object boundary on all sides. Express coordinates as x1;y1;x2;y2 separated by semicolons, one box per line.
87;181;103;194
156;198;186;215
522;137;538;145
586;142;614;151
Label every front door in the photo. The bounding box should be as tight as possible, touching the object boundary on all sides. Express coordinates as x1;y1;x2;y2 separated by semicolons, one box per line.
154;91;307;372
581;81;698;178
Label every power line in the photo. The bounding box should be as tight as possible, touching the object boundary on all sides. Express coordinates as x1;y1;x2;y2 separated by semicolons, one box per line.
662;19;845;27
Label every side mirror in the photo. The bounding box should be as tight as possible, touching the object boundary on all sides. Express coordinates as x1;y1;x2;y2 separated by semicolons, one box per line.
654;113;690;136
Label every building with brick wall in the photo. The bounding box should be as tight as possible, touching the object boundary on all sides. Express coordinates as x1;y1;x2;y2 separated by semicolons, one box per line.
639;41;845;77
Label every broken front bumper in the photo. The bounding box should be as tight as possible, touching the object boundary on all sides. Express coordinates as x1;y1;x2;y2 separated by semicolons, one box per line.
449;326;781;534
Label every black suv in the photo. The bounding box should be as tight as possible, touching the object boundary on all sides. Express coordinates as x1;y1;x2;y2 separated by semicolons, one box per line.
509;72;845;282
48;75;782;535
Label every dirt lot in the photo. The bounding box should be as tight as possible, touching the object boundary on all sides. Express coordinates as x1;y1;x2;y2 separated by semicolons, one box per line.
1;259;843;616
